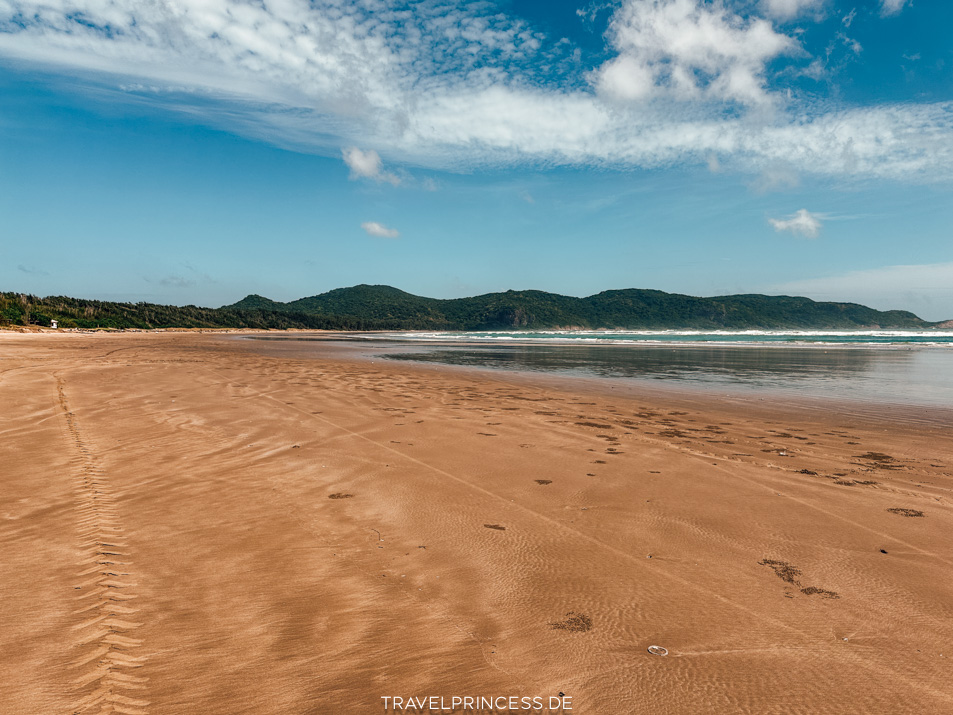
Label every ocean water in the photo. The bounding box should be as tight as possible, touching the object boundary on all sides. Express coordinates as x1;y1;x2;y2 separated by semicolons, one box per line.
382;329;953;346
367;331;953;408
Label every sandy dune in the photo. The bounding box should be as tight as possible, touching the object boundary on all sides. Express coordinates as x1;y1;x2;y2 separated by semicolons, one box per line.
1;332;951;714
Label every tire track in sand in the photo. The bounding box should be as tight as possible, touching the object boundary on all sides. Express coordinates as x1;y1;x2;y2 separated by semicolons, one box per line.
57;377;150;715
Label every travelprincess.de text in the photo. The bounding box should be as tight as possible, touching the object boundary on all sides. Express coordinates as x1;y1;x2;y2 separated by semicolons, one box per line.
381;695;572;711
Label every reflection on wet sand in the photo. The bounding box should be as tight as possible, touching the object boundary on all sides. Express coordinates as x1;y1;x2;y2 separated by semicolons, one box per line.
381;344;953;407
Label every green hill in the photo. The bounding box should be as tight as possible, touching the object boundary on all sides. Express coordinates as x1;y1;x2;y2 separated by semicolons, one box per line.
220;284;938;330
286;285;446;323
2;285;943;331
227;294;288;312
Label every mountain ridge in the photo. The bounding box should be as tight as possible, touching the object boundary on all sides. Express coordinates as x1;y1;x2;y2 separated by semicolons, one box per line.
224;284;941;330
3;284;946;330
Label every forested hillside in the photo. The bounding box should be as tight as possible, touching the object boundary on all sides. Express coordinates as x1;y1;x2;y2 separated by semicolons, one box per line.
2;285;941;330
225;285;938;330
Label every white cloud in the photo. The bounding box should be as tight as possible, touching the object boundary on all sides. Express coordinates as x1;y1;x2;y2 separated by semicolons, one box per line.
342;147;400;186
837;32;863;55
842;8;857;27
361;221;399;239
799;58;827;80
880;0;909;17
596;54;656;102
768;208;823;237
761;0;825;21
594;0;796;106
0;0;949;181
771;262;953;321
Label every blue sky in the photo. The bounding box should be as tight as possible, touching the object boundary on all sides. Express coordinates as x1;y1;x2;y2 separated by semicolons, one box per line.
1;0;951;319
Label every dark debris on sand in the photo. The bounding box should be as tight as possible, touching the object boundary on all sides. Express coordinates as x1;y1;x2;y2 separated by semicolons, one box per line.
854;452;903;470
550;612;593;632
800;586;840;599
759;559;802;585
761;559;841;599
887;507;924;517
855;452;896;462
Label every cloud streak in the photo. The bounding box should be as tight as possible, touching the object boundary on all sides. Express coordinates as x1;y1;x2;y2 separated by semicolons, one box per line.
769;208;822;238
761;0;825;21
0;0;950;180
361;221;399;239
17;264;50;276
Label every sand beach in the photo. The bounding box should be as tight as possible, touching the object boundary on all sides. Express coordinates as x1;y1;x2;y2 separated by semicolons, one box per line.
1;331;951;713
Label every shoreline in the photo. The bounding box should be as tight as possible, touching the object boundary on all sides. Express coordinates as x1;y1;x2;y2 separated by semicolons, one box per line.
236;332;953;428
5;323;953;345
246;330;953;348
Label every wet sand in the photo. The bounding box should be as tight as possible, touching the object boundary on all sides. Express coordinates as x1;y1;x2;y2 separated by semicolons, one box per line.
1;331;951;714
